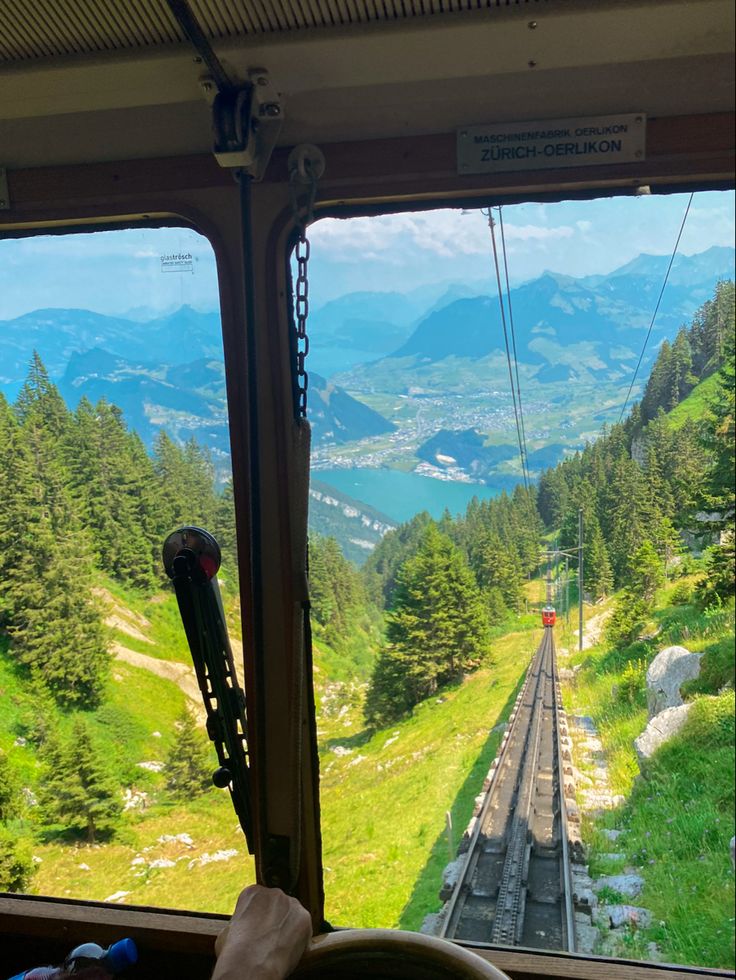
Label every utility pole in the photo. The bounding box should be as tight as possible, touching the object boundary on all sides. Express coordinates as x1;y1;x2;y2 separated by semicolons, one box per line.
578;508;584;652
565;556;570;624
546;551;552;604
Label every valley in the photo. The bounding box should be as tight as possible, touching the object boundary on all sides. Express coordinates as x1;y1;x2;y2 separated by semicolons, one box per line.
0;245;731;557
0;257;732;968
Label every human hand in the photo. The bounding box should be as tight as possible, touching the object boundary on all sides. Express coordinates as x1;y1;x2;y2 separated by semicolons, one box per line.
213;885;312;980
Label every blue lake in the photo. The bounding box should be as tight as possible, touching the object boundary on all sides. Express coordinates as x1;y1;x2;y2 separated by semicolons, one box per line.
316;467;501;524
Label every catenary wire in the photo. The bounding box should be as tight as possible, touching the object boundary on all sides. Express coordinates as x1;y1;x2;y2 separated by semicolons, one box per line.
618;192;694;422
486;208;530;493
498;205;533;495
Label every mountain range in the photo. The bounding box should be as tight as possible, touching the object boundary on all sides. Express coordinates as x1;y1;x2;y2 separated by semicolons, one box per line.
349;246;735;385
0;245;732;545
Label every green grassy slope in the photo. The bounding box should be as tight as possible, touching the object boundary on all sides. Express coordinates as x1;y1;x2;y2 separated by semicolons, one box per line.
561;580;735;969
2;573;538;928
319;626;539;928
667;373;721;429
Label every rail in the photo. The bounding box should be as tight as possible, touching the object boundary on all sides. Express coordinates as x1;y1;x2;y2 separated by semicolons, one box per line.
439;629;576;951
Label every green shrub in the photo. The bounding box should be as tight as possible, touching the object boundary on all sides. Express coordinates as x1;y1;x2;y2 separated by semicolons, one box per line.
606;591;651;648
0;828;35;891
670;582;693;605
683;691;736;749
616;658;648;706
682;636;736;697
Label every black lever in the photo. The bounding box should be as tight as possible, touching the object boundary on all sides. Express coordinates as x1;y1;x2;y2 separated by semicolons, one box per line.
163;526;253;852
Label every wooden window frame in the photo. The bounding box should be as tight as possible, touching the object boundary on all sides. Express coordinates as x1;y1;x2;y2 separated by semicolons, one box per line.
0;111;733;980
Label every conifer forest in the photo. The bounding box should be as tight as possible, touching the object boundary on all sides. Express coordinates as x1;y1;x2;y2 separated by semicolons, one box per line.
0;280;733;968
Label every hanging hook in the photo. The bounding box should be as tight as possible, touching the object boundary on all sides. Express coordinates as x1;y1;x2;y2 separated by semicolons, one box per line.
288;144;326;230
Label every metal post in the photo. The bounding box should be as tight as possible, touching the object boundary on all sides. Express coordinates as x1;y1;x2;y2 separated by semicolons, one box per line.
446;811;454;860
578;508;584;652
565;557;570;624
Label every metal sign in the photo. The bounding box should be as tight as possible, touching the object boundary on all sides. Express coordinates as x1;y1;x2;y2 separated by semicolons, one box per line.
457;113;646;175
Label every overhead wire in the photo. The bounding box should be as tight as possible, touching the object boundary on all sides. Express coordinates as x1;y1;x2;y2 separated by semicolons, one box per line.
486;208;531;494
497;205;534;503
618;192;694;422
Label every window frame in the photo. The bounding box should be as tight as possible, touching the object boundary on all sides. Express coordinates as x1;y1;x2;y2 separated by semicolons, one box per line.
0;115;733;978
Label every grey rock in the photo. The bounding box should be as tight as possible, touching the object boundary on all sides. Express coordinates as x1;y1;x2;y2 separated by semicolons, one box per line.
606;905;653;929
420;913;442;935
574;917;600;954
601;829;623;842
635;704;693;763
647;941;663;962
572;715;597;733
646;645;701;718
593;874;644;898
574;886;597;909
730;836;735;869
439;857;464;900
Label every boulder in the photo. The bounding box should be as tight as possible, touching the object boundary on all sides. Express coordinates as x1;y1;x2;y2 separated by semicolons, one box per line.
601;829;624;843
635;703;693;763
603;905;652;929
593;874;644;899
439;857;464;900
646;645;701;718
420;913;443;935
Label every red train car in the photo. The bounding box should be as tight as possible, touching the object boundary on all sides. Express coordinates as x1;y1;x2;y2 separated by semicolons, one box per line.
542;606;557;628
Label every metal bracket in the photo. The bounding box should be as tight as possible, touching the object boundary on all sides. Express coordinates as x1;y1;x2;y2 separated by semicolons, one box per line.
0;168;9;210
211;69;283;180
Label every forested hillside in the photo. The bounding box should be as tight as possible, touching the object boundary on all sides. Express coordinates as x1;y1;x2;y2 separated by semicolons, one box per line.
0;280;732;967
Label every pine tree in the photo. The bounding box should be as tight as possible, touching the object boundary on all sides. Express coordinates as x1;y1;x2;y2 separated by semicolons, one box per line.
605;589;651;649
655;516;683;579
18;672;58;747
604;455;661;586
0;751;20;823
14;351;69;437
165;708;213;799
700;353;735;523
668;328;694;409
365;526;489;725
65;399;158;589
699;529;735;604
40;721;121;842
7;526;110;707
584;519;613;601
363;647;415;728
630;539;665;603
214;479;239;570
362;511;434;608
471;531;524;613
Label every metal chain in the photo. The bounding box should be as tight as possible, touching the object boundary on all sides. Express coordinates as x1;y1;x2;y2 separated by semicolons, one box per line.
294;229;310;419
289;153;320;420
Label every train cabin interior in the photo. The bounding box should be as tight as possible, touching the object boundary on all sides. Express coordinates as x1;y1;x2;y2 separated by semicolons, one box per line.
0;0;734;977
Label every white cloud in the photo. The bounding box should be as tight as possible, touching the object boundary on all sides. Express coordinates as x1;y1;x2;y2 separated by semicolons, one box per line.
311;209;575;263
502;224;575;242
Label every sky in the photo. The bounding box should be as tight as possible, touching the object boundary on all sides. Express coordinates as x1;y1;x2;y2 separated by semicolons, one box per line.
0;190;733;321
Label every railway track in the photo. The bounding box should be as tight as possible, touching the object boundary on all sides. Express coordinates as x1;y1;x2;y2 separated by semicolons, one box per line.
439;628;577;951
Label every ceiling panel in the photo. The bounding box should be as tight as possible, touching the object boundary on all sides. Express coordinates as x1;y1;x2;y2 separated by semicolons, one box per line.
0;0;544;63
